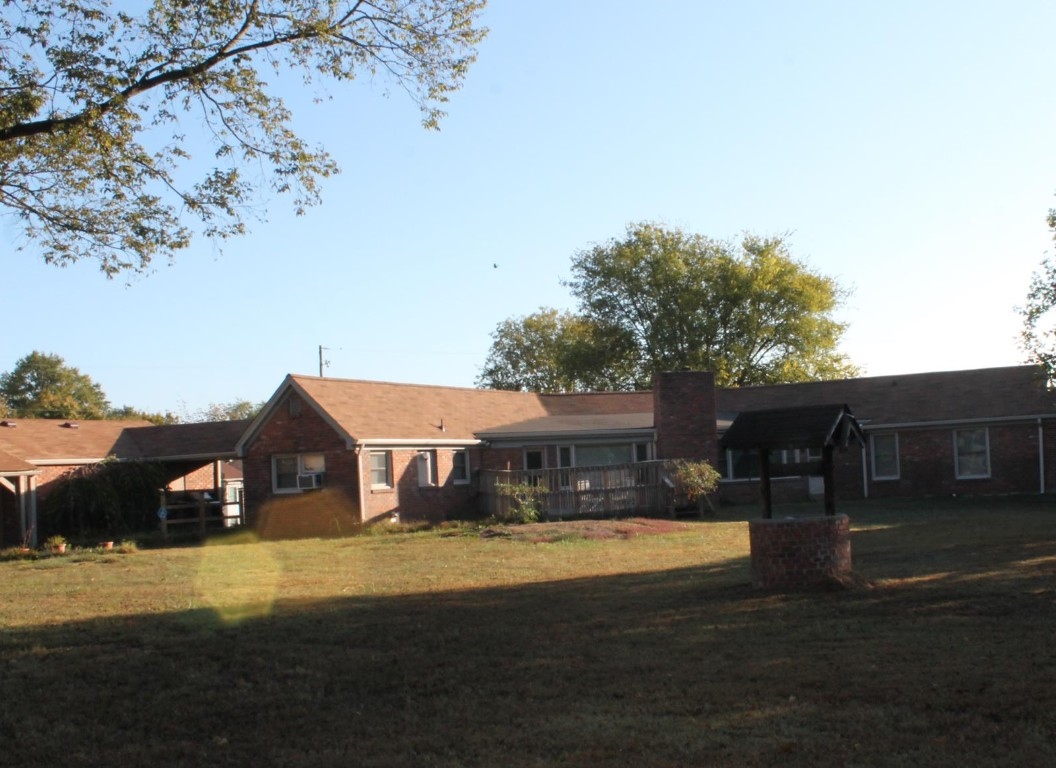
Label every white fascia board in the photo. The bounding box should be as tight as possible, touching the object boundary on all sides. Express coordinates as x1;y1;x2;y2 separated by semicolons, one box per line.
0;469;40;482
861;414;1056;431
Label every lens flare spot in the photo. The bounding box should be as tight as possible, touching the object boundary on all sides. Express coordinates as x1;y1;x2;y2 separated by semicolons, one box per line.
194;531;281;625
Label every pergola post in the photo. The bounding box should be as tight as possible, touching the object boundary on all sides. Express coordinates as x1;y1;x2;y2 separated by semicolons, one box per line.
822;444;836;515
758;448;773;519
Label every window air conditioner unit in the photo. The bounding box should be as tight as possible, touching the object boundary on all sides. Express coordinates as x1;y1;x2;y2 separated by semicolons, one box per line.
297;473;324;490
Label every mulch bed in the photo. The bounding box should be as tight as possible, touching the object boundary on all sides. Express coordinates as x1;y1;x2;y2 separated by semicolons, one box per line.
480;517;691;542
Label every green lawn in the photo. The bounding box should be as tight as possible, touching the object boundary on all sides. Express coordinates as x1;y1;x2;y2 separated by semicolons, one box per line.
2;497;1055;767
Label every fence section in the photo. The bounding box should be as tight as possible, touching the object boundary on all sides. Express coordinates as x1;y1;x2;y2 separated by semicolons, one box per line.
158;488;244;537
479;460;685;520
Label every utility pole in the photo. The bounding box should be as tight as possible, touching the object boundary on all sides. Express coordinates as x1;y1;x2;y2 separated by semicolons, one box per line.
318;345;330;377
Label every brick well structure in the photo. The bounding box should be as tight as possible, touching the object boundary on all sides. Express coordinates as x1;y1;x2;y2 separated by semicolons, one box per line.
748;514;852;589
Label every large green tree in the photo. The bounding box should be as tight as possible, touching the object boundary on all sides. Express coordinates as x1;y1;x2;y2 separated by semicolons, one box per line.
0;351;111;419
479;223;858;392
1019;203;1056;380
478;308;637;392
0;0;487;277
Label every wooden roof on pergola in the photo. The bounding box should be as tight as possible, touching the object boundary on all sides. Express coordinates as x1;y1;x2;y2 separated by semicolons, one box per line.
721;403;865;452
720;404;865;518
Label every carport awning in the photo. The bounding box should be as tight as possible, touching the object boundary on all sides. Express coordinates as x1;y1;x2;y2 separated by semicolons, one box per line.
720;403;864;452
0;449;39;477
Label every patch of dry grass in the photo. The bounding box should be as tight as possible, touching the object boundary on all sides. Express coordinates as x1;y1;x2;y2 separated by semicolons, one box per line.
1;497;1055;766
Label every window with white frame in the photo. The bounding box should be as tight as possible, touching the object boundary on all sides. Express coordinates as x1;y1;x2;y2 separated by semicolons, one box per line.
558;446;573;468
272;453;326;493
369;450;392;488
557;446;573;489
955;428;990;479
417;450;438;487
524;448;545;486
870;433;900;480
724;448;760;480
575;443;635;467
524;448;545;470
451;449;470;484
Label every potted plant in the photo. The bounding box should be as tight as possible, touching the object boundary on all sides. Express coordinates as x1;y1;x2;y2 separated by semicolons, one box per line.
44;534;68;554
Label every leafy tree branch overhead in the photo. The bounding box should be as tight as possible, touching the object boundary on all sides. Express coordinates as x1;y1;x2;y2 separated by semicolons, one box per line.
0;0;488;277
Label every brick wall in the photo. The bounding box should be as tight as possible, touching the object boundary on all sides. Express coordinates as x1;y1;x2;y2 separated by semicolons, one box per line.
748;514;852;589
480;447;524;472
362;447;479;523
851;423;1050;499
164;463;216;492
653;371;718;464
243;392;358;529
721;421;1054;505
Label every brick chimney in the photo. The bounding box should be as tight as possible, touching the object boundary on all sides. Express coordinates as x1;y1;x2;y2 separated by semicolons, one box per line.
653;371;718;464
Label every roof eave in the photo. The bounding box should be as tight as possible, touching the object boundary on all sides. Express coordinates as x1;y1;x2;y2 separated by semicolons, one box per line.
478;427;656;444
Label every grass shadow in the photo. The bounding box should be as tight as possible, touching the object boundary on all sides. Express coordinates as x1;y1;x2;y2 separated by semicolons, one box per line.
3;506;1056;766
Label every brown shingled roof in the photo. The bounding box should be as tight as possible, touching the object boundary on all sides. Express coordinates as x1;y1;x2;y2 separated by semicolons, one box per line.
0;418;151;463
716;366;1055;426
0;448;39;474
253;375;653;444
123;420;250;460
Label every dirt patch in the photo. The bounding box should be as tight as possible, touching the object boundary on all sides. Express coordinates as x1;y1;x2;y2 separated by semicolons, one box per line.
480;517;691;543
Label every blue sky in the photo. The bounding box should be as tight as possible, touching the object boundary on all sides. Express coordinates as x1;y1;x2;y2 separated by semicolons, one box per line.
4;1;1056;416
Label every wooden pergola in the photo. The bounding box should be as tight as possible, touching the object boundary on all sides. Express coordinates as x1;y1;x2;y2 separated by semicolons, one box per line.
0;449;41;546
720;403;865;518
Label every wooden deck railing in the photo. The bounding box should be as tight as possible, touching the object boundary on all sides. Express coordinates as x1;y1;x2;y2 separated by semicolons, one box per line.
478;460;685;520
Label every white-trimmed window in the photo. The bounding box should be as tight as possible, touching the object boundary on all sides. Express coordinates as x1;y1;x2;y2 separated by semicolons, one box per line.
417;450;438;487
558;446;573;468
575;443;634;467
524;448;545;471
955;428;990;479
451;449;470;484
871;433;900;480
557;446;573;489
369;450;393;488
272;453;326;493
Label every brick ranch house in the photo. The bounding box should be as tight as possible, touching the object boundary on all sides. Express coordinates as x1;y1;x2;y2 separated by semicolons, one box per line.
235;371;716;531
716;365;1056;504
0;418;247;546
238;365;1056;528
4;365;1053;541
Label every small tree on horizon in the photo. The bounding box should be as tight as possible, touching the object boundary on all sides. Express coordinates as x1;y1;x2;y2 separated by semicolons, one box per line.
0;351;110;419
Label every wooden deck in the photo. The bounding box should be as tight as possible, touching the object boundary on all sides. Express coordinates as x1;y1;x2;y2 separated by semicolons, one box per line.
479;460;686;520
